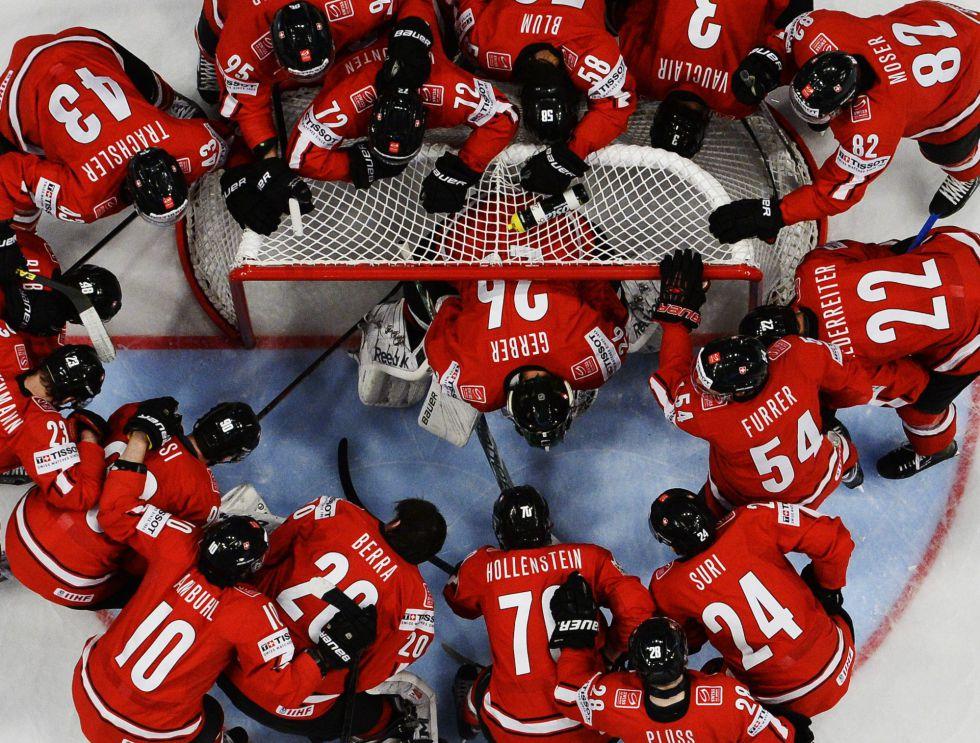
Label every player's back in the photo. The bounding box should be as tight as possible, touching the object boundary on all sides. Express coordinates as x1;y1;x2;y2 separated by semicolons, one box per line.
796;228;980;374
650;506;844;697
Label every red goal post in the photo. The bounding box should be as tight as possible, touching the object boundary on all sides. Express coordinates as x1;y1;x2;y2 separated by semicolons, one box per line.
177;96;826;347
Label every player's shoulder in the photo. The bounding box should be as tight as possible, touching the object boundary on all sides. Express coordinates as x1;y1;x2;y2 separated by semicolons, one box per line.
688;669;745;701
769;334;839;366
458;544;497;571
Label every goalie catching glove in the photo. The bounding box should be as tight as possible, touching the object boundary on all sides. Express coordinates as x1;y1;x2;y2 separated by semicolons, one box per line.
652;249;707;330
548;572;600;649
124;396;183;450
732;47;783;106
520;143;587;195
221;158;313;236
422;153;480;214
313;603;378;671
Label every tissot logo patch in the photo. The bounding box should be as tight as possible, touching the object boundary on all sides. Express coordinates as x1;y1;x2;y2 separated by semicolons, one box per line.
614;689;641;708
33;443;80;474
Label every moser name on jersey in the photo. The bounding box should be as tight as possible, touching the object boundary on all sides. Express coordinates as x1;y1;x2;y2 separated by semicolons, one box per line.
351;532;399;582
866;36;908;85
80;121;172;183
657;57;730;95
809;264;855;356
485;546;583;582
740;385;799;438
689;552;728;591
173;573;220;621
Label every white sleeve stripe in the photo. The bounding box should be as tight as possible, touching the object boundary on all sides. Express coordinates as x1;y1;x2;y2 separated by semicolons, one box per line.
648;375;674;417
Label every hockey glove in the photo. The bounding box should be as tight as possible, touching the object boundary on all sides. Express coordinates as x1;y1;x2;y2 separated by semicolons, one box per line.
781;710;815;743
732;47;783;106
709;198;784;244
0;223;26;282
377;16;433;91
68;408;109;443
124;396;182;450
800;563;845;616
314;603;378;671
221;164;283;236
652;249;707;330
251;157;314;216
548;572;600;649
347;143;408;189
520;143;588;196
422;154;480;214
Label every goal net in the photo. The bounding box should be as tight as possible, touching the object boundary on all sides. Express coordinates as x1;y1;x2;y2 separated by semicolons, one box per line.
179;93;823;345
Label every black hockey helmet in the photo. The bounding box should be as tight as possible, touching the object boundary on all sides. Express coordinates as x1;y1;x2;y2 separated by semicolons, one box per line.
493;485;553;550
271;2;333;80
790;52;860;126
383;498;447;564
198;516;268;587
191;402;261;464
125;148;189;225
506;371;574;449
738;304;801;346
368;87;427;165
693;335;769;401
628;617;689;688
650;91;711;159
40;344;105;408
62;265;122;324
514;44;580;145
648;488;715;558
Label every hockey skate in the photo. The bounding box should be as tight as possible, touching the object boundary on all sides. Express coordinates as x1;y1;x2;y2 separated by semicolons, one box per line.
876;441;958;480
451;664;480;741
929;175;977;218
197;54;220;106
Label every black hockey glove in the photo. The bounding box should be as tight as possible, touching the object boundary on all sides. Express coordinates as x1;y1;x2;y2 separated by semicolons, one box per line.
422;153;480;214
709;198;784;244
520;143;588;196
377;16;433;91
347;143;408;189
800;563;845;617
221;164;282;236
124;396;182;450
313;604;378;672
732;47;783;106
251;157;314;216
549;572;601;649
780;709;814;743
652;249;707;330
68;408;109;442
0;223;27;282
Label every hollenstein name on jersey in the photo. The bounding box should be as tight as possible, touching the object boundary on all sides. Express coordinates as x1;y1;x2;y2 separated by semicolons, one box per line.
486;546;584;583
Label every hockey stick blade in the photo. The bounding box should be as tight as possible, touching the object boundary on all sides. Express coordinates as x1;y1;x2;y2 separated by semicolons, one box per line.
16;269;116;362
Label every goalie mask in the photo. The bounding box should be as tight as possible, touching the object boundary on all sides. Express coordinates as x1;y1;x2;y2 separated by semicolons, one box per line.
650;91;711;159
790;52;860;126
126;148;189;225
369;87;427;165
271;2;333;80
693;335;769;402
506;371;574;449
514;44;580;145
648;488;716;558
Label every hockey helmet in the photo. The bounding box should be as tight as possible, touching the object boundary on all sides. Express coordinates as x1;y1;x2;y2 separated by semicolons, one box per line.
493;485;553;550
192;402;261;464
648;488;716;557
693;335;769;401
198;516;268;587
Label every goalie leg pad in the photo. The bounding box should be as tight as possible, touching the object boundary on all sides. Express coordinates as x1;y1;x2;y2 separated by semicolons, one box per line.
417;376;481;447
220;483;285;530
366;671;439;743
358;299;431;407
619;280;660;352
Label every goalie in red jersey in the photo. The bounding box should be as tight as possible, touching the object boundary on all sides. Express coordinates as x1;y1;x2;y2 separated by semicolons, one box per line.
0;28;228;227
550;589;811;742
648;489;855;719
286;39;518;213
5;397;261;608
615;0;810;158
739;225;979;479
444;486;653;742
449;0;636;194
218;495;445;742
710;2;980;244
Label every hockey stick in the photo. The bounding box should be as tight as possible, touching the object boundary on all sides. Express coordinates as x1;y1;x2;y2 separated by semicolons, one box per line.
906;213;939;252
15;268;115;362
256;283;402;420
440;642;485;670
66;211;139;273
337;438;455;575
741;118;779;197
320;584;367;743
271;85;303;237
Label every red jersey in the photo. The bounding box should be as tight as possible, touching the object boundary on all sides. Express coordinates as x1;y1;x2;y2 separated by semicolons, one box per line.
7;402;221;607
216;0;440;149
0;231;66;361
425;280;629;413
452;0;635;159
776;3;980;224
224;496;434;720
555;655;797;743
444;543;653;737
0;29;228;225
74;467;323;742
619;0;792;118
796;227;980;378
650;503;855;707
648;327;875;510
287;41;517;179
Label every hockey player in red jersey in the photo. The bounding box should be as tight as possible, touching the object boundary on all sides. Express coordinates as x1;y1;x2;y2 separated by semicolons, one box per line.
0;28;228;227
286;39;518;213
218;495;445;740
72;418;368;743
647;489;856;718
616;0;809;157
646;250;883;513
710;2;980;244
739;226;980;479
4;397;261;608
450;0;636;194
445;486;653;741
550;590;810;742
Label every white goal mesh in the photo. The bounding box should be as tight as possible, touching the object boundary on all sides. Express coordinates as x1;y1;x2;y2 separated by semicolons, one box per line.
181;92;820;338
